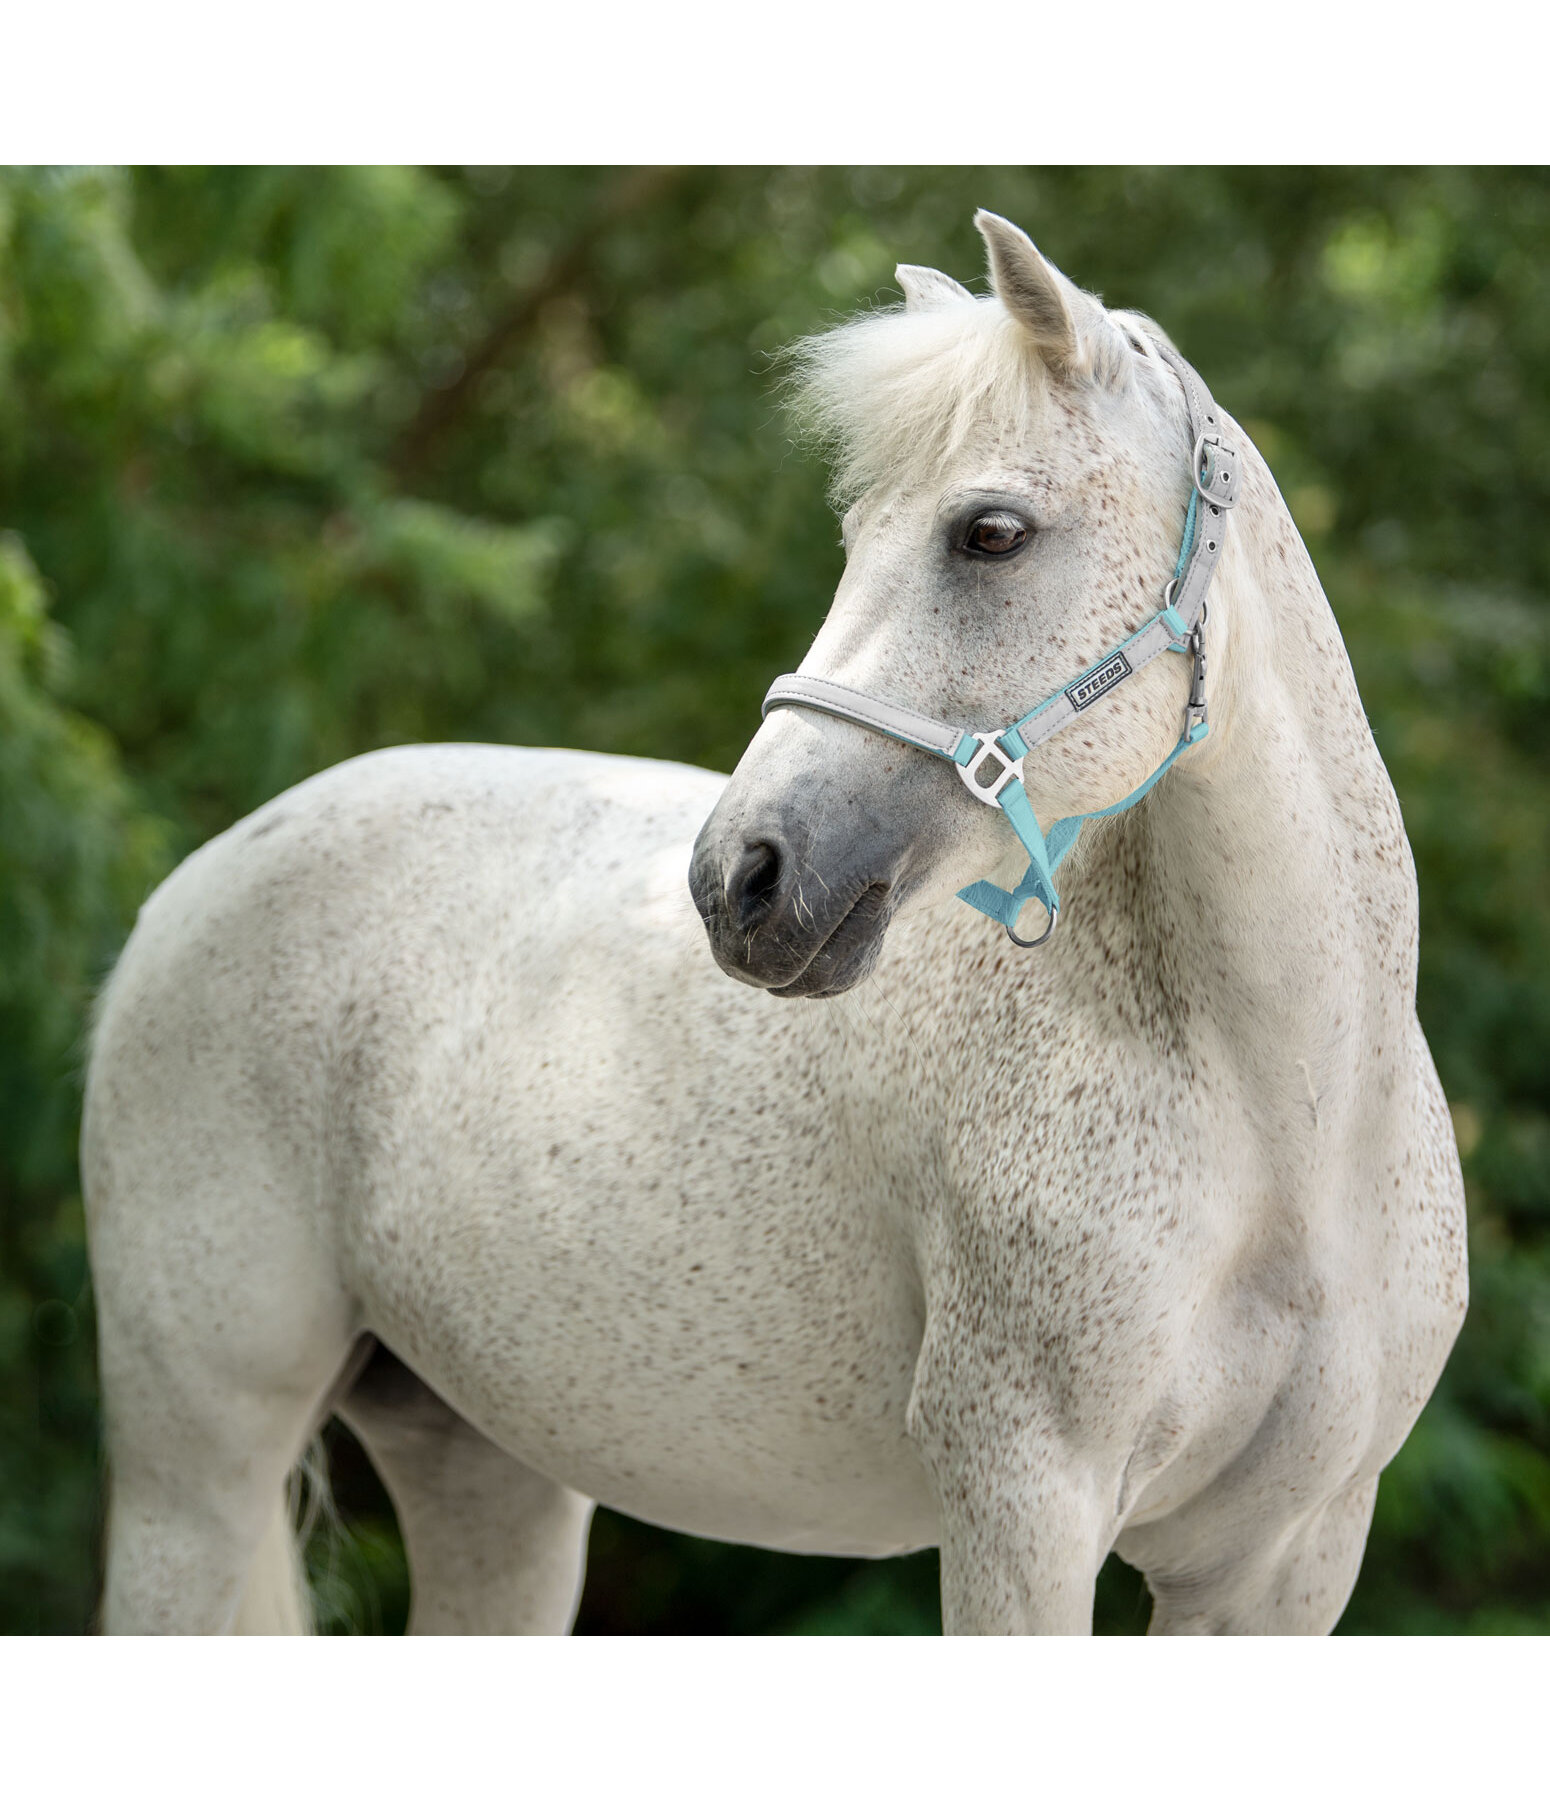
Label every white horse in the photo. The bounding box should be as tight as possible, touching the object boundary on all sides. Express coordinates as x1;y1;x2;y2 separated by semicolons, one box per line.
83;210;1466;1634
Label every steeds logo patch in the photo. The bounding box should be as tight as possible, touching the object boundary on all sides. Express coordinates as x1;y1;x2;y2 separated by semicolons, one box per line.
1066;651;1133;712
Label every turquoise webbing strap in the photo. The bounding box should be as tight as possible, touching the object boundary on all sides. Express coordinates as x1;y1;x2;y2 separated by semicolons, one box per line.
1174;488;1199;584
955;720;1209;933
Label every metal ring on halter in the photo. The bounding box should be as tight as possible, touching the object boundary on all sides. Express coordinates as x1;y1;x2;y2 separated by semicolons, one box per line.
1164;583;1208;639
1006;897;1058;949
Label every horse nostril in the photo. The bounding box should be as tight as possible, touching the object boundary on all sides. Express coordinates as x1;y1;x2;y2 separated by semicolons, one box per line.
727;839;784;930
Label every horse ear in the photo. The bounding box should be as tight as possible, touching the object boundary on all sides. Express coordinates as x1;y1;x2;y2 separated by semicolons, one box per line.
975;209;1118;384
896;264;973;311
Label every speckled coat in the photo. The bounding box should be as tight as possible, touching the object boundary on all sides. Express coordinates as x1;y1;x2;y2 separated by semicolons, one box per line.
84;214;1466;1634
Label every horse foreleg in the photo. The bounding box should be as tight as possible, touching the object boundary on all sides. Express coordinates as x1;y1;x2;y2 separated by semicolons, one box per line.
1143;1478;1378;1635
337;1348;594;1635
908;1345;1110;1634
930;1461;1110;1634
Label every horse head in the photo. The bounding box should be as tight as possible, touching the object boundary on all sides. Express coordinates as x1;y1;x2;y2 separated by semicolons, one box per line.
691;210;1222;997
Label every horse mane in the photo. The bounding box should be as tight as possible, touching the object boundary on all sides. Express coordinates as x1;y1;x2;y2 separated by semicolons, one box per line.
781;287;1184;511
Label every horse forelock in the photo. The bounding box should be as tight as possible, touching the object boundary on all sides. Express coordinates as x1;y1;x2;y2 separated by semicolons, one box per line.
780;294;1047;510
780;288;1184;512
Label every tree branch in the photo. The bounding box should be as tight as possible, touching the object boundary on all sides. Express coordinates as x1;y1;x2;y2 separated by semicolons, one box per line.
391;165;686;484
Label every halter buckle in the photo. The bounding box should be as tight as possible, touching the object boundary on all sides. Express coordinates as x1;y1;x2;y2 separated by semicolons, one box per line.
956;731;1025;806
1193;432;1240;508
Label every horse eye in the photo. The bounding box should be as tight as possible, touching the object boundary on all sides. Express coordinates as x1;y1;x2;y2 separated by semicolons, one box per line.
964;512;1029;557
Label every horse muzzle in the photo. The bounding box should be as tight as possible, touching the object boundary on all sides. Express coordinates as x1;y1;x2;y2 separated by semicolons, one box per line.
689;809;903;998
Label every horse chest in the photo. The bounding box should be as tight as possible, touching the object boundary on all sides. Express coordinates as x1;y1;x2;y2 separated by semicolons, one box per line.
868;937;1355;1461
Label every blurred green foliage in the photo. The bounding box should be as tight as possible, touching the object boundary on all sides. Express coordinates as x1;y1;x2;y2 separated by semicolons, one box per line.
2;166;1547;1634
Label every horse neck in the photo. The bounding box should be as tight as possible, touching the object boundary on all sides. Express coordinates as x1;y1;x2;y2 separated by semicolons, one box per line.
1100;439;1419;1076
878;438;1417;1129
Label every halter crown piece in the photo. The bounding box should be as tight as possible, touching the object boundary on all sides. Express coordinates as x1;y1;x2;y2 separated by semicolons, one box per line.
760;341;1239;948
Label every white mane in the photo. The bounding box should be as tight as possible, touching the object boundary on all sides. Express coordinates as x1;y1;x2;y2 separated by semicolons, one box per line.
783;295;1045;510
783;288;1182;510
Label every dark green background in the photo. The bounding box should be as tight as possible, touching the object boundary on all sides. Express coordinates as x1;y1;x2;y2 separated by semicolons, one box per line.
3;166;1547;1633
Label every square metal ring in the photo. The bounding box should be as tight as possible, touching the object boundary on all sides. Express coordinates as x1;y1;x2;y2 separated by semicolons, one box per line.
956;731;1025;806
